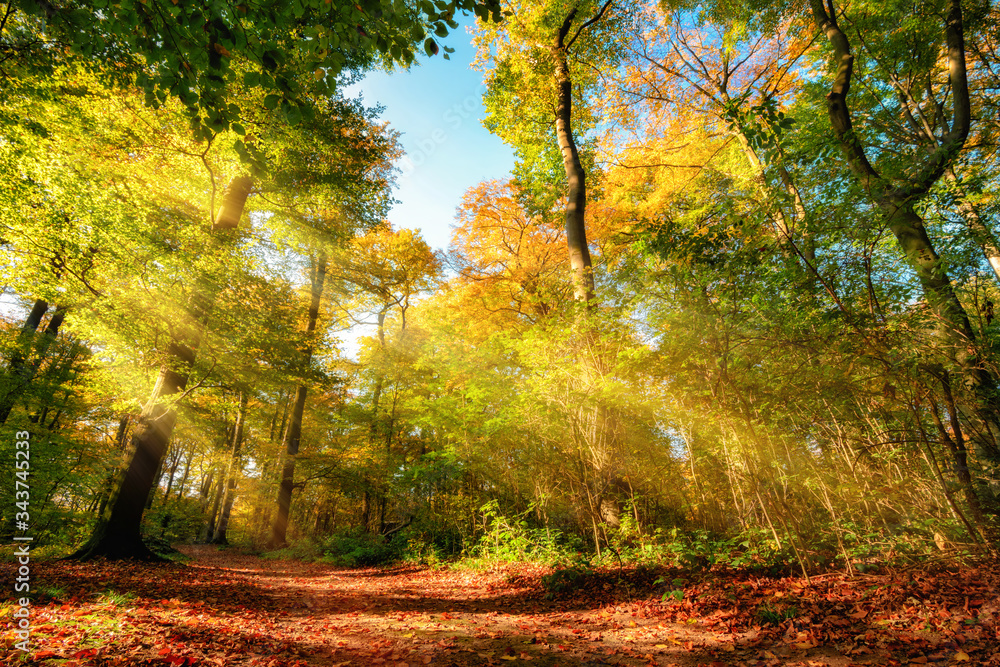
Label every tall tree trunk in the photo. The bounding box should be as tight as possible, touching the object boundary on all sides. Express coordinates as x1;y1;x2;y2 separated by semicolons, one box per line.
95;415;132;518
212;390;248;544
810;0;1000;466
68;175;253;560
269;251;328;548
201;472;226;542
553;18;595;304
67;342;194;560
160;450;182;508
550;3;620;540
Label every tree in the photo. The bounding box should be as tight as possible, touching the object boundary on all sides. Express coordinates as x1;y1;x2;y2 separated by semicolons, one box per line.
3;0;503;138
0;63;396;558
614;7;815;265
477;0;627;303
452;179;569;322
0;300;60;424
269;251;327;548
210;389;248;545
806;0;1000;470
328;224;442;533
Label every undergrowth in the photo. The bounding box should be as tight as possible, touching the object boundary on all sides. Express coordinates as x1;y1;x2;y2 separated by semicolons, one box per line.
253;501;977;579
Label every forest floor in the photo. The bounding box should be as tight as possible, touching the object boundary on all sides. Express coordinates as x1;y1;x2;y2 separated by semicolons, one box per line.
1;546;998;667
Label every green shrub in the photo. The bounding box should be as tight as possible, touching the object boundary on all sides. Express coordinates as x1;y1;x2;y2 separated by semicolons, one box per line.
260;540;323;562
472;500;576;565
541;562;595;599
320;532;404;567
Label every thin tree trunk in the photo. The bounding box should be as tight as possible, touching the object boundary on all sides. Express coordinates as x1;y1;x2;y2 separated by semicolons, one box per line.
160;450;182;508
200;468;217;510
269;251;327;548
212;390;248;544
916;400;984;543
174;453;192;502
930;376;993;527
201;473;226;542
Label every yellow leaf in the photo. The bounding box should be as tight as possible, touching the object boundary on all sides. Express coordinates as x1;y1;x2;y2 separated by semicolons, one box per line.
954;651;970;662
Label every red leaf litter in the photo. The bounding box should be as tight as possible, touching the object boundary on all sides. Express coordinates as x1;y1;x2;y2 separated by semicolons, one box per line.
2;546;997;666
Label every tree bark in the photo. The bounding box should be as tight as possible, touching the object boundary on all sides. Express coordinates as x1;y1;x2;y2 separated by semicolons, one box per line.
930;377;992;528
213;176;253;231
269;251;327;548
553;14;595;304
68;174;252;560
95;415;132;518
174;453;192;502
160;449;182;508
67;342;193;561
810;0;1000;464
212;390;248;544
201;469;226;542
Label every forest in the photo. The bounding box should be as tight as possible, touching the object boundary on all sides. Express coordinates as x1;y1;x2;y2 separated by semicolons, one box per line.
2;0;1000;665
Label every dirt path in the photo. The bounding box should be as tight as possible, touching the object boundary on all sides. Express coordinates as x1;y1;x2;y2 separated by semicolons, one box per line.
176;546;753;667
2;547;996;666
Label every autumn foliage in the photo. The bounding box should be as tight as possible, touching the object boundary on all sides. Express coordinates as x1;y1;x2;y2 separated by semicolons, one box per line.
4;0;1000;664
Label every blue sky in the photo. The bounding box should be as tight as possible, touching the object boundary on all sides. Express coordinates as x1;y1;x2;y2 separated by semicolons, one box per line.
346;18;515;251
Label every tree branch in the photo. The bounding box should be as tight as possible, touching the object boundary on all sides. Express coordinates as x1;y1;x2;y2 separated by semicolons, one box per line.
565;0;615;50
